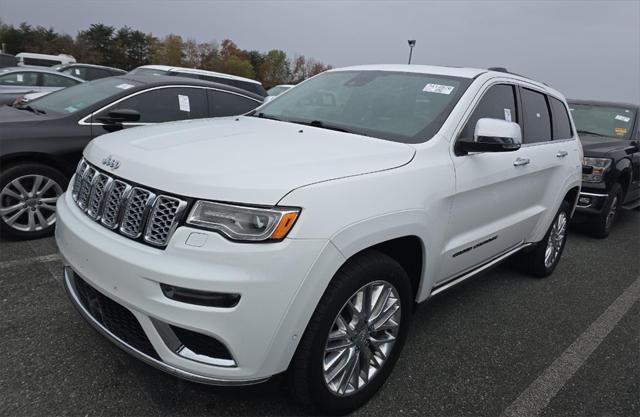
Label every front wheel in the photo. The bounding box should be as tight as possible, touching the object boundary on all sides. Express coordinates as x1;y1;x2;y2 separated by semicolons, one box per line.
584;183;622;239
515;201;570;278
0;163;67;240
289;251;413;415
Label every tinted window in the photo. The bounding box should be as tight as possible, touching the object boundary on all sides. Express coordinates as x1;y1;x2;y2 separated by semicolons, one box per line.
460;84;517;139
521;88;552;143
0;71;38;86
105;87;208;123
42;73;79;87
209;90;260;117
86;67;112;80
23;58;61;66
549;97;572;139
61;65;88;79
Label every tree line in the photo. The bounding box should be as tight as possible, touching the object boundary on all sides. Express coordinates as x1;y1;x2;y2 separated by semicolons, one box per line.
0;22;332;88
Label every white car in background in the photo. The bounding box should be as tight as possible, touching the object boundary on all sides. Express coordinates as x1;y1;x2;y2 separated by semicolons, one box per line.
129;65;267;97
16;52;76;67
57;64;582;414
0;66;83;105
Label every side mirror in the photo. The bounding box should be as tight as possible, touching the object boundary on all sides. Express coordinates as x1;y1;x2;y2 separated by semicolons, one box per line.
96;108;141;124
456;118;522;155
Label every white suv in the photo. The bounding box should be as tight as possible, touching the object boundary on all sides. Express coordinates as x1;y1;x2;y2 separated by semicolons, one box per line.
56;65;582;414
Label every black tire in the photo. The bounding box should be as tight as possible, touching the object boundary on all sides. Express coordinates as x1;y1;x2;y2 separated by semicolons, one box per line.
0;163;68;240
289;250;413;415
515;200;570;278
584;183;623;239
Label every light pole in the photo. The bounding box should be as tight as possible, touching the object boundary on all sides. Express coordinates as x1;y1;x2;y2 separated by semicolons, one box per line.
407;40;416;64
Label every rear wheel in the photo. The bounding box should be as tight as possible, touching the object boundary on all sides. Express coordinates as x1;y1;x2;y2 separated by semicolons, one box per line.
584;183;622;239
0;163;67;240
289;251;413;415
515;201;570;278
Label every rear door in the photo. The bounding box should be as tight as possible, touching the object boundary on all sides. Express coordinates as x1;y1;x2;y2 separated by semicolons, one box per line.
440;82;539;281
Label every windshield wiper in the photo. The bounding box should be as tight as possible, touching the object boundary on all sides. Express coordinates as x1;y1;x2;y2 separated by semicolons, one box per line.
16;104;46;115
253;112;283;122
577;129;607;138
298;120;364;136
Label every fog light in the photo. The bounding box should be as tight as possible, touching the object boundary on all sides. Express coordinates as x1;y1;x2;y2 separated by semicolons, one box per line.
579;196;591;205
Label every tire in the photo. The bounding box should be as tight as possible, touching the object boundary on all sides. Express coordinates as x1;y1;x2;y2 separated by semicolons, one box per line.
584;183;623;239
0;163;68;240
289;250;413;415
515;201;570;278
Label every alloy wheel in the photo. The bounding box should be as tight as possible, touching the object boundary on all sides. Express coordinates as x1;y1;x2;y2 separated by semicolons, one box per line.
322;280;401;396
544;211;567;268
0;174;63;232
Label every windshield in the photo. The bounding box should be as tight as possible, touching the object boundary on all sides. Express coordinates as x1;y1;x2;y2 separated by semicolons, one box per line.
569;103;637;140
30;77;143;115
254;70;471;143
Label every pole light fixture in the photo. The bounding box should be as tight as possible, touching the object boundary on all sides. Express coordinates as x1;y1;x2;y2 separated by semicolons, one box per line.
407;40;416;64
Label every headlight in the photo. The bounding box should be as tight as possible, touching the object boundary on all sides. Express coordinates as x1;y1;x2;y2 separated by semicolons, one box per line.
582;157;612;183
186;201;300;242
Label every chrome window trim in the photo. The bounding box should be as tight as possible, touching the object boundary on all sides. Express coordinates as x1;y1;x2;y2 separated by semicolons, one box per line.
78;85;262;126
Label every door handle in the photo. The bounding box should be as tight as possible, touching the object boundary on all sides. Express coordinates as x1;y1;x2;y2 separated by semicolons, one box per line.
513;157;530;167
556;150;568;158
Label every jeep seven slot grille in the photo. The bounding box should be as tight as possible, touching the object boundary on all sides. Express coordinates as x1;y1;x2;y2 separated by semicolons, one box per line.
71;159;187;247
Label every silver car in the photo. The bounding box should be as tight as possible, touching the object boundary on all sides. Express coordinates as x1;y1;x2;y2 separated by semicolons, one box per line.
0;67;83;105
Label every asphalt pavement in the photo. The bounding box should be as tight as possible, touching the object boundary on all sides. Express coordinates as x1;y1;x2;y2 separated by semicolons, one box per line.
0;210;638;416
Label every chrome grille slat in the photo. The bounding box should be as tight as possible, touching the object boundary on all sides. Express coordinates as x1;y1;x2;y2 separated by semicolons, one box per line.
72;158;186;247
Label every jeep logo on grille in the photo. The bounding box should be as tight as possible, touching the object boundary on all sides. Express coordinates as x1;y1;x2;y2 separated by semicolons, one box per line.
101;156;121;170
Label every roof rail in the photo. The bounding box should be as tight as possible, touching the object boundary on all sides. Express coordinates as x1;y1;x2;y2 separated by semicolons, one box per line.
487;67;548;86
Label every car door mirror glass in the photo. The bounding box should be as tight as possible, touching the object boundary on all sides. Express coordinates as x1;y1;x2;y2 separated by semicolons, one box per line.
97;108;141;124
456;118;522;155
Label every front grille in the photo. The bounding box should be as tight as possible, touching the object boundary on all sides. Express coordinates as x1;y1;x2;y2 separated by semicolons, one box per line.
72;159;187;247
73;274;160;360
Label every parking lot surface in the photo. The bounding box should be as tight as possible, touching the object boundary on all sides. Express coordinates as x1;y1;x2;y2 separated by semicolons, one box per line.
1;210;638;416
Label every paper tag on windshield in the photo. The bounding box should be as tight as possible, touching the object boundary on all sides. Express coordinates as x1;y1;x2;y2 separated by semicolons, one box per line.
74;68;81;75
116;83;135;90
504;108;512;122
614;114;631;123
422;83;454;95
16;74;23;82
615;127;627;136
178;94;190;112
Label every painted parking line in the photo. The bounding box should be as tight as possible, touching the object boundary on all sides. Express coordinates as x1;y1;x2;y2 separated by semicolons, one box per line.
501;277;640;417
0;253;62;270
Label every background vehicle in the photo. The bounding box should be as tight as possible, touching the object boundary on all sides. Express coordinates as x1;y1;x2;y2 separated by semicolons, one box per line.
11;91;49;107
56;65;582;414
569;99;640;237
0;52;18;68
129;65;268;97
0;66;83;105
0;74;263;239
267;84;293;96
53;63;127;81
15;52;76;67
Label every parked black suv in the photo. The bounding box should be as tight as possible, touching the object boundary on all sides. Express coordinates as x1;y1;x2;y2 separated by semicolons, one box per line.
569;100;640;237
0;74;263;239
53;63;127;81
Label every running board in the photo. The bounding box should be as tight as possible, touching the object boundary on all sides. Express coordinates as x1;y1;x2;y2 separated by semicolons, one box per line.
431;242;533;297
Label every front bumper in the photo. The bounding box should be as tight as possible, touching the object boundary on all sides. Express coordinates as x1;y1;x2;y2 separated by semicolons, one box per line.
56;191;344;383
575;190;609;215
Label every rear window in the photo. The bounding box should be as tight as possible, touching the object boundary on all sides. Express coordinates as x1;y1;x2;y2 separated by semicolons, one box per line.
569;103;637;140
23;57;61;66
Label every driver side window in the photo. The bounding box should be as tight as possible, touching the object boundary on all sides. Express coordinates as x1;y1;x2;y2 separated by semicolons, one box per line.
459;84;518;139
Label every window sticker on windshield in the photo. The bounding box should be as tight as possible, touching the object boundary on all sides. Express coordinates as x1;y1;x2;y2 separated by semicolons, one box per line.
615;127;627;136
16;74;23;82
422;83;454;95
504;108;512;122
614;114;631;123
74;68;81;75
178;94;190;112
64;105;78;113
116;83;135;90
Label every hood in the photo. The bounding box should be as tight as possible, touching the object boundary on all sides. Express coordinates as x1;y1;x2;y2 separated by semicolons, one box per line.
85;116;416;204
579;134;634;157
0;105;54;124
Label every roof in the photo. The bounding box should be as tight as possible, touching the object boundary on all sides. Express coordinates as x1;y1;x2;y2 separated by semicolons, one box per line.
329;64;487;79
134;65;262;85
567;99;639;110
0;66;84;81
56;63;126;72
113;74;264;101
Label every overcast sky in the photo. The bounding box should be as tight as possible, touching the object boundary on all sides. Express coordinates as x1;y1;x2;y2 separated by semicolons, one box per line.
1;0;638;103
